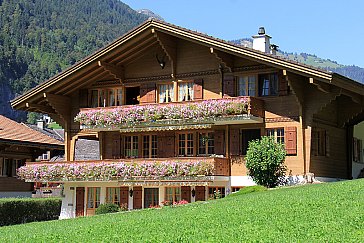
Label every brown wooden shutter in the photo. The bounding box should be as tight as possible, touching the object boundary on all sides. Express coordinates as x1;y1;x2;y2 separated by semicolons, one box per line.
193;79;203;100
223;75;236;97
157;133;175;158
79;89;89;108
214;130;225;155
140;83;156;104
75;187;85;217
120;187;129;208
181;186;191;203
278;72;288;96
285;127;297;155
195;186;205;201
133;186;142;209
112;134;121;158
230;128;240;155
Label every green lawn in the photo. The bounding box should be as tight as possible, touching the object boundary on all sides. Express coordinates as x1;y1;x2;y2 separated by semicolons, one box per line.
1;180;364;242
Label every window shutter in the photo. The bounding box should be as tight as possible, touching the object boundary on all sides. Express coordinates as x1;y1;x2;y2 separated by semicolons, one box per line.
112;134;121;158
223;75;236;97
79;89;89;108
140;83;156;104
195;186;206;201
229;128;240;155
214;130;225;155
181;186;191;203
193;79;203;100
278;72;288;96
120;187;129;208
285;127;297;155
157;133;175;157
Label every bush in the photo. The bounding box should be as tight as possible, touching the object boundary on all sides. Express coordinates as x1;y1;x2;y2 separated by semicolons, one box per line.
0;197;61;226
246;136;287;188
95;203;120;215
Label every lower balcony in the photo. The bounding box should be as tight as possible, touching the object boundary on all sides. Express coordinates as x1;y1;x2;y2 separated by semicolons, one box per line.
18;157;230;183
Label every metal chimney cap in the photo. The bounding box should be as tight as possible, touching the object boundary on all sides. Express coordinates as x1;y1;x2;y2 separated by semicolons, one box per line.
258;27;265;35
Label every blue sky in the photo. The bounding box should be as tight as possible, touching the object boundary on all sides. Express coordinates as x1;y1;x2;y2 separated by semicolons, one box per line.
122;0;364;68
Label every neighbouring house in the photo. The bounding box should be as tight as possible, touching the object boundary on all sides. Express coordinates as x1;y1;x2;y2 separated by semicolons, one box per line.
0;115;64;198
11;19;364;218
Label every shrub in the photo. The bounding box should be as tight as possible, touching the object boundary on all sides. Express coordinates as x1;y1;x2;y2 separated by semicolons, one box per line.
246;136;287;188
95;203;120;215
0;197;61;226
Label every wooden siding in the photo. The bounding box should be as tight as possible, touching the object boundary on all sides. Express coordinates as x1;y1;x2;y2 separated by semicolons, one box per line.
0;177;33;192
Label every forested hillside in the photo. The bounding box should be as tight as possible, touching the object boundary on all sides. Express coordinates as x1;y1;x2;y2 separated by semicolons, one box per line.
0;0;146;120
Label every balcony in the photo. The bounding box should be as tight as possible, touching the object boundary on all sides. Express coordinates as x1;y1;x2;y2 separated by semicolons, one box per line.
18;157;230;183
75;96;264;132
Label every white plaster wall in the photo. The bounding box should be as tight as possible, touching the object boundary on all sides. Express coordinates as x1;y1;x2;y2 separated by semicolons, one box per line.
353;121;364;178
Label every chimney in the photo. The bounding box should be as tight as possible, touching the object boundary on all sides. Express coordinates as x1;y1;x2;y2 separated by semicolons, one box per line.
252;27;271;54
37;119;45;130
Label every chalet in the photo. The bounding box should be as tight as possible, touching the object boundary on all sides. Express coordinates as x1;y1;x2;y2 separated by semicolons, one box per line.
11;20;364;218
0;115;64;198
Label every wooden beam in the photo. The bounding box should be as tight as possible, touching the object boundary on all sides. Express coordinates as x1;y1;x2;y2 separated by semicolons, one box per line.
63;70;108;96
115;40;158;65
309;77;330;93
44;93;71;125
210;48;234;72
25;103;56;114
154;31;177;78
98;61;124;82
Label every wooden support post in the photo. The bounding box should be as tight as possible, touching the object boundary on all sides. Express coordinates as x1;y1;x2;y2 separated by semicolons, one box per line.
225;125;229;158
70;136;77;162
64;126;72;162
304;126;312;175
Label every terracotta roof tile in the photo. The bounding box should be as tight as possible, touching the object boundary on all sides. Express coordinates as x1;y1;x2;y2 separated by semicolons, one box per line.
0;115;63;146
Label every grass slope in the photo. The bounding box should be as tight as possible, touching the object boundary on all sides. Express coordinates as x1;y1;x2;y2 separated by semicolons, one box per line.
1;180;364;242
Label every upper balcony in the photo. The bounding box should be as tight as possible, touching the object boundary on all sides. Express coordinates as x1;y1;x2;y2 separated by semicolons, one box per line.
18;157;230;184
75;96;264;132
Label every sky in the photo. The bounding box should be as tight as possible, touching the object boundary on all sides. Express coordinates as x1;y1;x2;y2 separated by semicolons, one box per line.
122;0;364;68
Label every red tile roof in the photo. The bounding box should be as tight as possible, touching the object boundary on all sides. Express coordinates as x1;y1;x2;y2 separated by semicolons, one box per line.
0;115;63;146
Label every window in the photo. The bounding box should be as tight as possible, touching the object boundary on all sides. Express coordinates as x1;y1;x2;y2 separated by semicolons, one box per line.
353;138;363;163
90;87;123;108
258;73;278;96
142;135;157;158
125;136;138;158
158;83;174;103
237;75;256;96
0;159;23;177
165;187;181;203
106;187;120;205
178;133;194;156
87;187;100;209
208;187;225;199
241;129;261;155
198;132;214;155
266;128;285;144
178;82;194;101
312;129;326;156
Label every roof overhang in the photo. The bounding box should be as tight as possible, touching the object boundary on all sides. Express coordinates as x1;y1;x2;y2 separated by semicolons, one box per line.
11;19;364;111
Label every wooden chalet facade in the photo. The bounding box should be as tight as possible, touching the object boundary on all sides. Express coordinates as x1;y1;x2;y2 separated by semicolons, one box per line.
0;115;63;198
11;20;364;218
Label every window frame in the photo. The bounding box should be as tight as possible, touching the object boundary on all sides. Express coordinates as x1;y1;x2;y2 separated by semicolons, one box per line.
165;187;181;204
157;82;174;103
198;132;214;156
124;135;139;158
178;132;194;157
87;187;101;210
142;134;158;158
177;80;194;102
208;187;225;199
258;73;279;97
89;86;123;108
266;128;285;144
106;187;120;205
312;128;327;156
236;75;257;97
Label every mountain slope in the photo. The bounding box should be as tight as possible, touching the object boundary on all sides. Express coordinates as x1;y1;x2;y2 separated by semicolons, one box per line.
0;0;147;120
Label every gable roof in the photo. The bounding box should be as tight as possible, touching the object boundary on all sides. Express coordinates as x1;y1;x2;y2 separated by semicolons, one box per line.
0;115;63;148
11;19;364;109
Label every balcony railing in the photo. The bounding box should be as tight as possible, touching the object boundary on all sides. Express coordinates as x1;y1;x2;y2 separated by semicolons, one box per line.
75;96;264;131
18;157;230;182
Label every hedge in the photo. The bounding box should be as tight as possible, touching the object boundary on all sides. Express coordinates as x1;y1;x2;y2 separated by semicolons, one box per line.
0;197;62;226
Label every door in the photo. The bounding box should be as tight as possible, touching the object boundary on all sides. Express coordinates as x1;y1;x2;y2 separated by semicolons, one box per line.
76;187;85;217
195;186;206;201
181;186;191;203
133;186;142;209
120;186;129;208
144;188;159;208
241;129;261;155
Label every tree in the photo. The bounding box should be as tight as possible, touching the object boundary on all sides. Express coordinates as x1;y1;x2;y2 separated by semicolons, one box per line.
245;136;287;188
